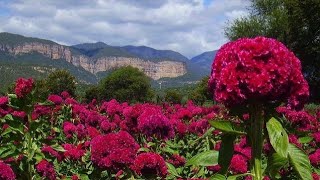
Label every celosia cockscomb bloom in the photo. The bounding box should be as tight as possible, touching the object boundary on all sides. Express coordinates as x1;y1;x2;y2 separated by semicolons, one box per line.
90;131;140;170
208;37;309;109
14;78;34;98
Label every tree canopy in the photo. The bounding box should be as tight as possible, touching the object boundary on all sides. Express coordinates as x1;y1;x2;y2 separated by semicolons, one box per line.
99;66;154;103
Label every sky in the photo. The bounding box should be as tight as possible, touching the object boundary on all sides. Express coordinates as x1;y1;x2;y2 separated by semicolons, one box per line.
0;0;249;58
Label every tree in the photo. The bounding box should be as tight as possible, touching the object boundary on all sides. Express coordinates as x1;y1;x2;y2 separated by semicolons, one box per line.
190;76;213;105
84;85;101;102
99;66;154;103
225;0;320;101
164;89;183;104
45;70;76;96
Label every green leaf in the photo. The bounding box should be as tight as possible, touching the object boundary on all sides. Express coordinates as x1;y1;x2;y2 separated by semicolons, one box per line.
209;121;246;135
266;117;289;158
267;152;288;179
166;163;181;177
218;134;236;174
186;150;219;166
138;147;150;153
298;136;313;144
51;144;66;152
227;173;252;180
314;168;320;175
288;144;312;180
210;174;226;180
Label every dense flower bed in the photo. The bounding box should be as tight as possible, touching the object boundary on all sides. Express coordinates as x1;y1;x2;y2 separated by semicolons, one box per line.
0;85;319;179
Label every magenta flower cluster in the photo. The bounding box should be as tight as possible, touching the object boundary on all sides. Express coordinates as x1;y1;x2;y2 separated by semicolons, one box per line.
14;78;34;98
209;37;309;109
90;131;140;170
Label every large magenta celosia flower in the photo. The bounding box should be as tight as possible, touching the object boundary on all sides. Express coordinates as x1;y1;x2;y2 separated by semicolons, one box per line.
208;37;309;109
14;78;34;98
36;159;56;180
137;107;175;139
62;143;85;161
90;131;140;170
0;162;16;180
131;152;168;178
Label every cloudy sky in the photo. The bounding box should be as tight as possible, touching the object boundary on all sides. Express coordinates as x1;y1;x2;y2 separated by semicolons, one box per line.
0;0;249;58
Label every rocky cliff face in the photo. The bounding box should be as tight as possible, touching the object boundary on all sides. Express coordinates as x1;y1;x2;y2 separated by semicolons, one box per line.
0;43;187;80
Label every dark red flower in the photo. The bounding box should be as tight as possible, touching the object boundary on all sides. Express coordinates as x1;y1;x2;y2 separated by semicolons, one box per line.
167;154;186;167
208;37;309;109
313;132;320;143
309;149;320;166
63;122;77;139
62;143;85;161
14;78;34;98
61;91;70;99
48;94;63;105
0;96;8;107
137;107;174;139
41;145;63;161
71;175;79;180
277;107;318;132
90;131;140;170
36;159;56;180
0;162;16;180
188;119;210;136
131;152;167;178
230;154;248;174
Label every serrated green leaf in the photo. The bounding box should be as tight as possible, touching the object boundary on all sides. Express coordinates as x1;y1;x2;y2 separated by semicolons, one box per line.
209;121;246;135
298;136;313;144
288;144;312;180
138;147;150;153
210;174;226;180
1;127;13;136
166;163;181;177
267;152;288;179
51;144;66;152
186;150;219;166
266;117;289;158
227;173;252;180
218;134;236;174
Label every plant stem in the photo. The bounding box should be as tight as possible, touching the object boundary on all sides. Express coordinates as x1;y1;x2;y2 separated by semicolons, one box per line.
250;104;264;180
26;114;33;180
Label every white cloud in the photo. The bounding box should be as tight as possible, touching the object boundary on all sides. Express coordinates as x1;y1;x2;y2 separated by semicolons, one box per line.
0;0;250;58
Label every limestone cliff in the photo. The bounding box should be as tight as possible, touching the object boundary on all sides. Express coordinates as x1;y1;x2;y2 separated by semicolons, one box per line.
0;43;187;80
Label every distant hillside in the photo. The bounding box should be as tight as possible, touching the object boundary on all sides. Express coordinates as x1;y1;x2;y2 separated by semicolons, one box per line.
190;50;217;75
120;45;189;62
72;42;136;58
0;32;193;90
0;32;57;46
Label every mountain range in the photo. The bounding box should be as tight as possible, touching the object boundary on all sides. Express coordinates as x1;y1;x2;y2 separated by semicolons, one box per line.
0;32;216;90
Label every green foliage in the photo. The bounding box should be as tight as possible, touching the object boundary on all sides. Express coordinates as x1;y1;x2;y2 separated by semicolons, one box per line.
164;89;183;104
209;121;246;135
225;0;320;101
99;66;154;103
266;117;289;158
288;144;312;180
84;85;101;102
186;150;219;166
267;153;288;179
45;70;77;97
218;134;236;174
190;76;213;105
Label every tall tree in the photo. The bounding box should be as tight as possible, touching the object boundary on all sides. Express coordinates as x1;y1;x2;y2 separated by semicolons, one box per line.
225;0;320;101
99;66;154;103
45;70;76;96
